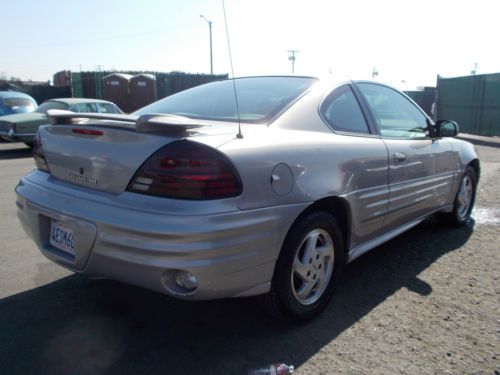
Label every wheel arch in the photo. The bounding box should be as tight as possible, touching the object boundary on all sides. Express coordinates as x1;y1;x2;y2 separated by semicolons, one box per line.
294;196;351;252
468;158;480;181
264;196;351;320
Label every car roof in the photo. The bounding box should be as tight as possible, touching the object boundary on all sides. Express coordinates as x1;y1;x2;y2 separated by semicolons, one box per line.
44;98;115;105
0;91;36;100
232;75;319;80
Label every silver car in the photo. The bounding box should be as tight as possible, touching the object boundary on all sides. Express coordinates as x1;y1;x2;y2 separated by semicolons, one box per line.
0;98;123;146
16;76;479;320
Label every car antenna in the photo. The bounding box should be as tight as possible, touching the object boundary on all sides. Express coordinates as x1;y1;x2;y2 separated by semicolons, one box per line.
221;0;243;139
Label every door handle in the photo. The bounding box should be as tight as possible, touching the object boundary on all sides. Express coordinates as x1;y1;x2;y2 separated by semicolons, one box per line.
393;152;407;163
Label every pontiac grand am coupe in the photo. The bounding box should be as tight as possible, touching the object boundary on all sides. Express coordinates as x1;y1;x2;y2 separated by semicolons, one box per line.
16;76;479;320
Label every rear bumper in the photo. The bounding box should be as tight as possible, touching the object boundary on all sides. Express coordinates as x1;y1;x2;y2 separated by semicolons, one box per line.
16;171;307;300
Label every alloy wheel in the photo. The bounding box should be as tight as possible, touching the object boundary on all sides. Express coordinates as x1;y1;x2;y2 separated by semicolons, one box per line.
291;228;335;305
457;174;474;221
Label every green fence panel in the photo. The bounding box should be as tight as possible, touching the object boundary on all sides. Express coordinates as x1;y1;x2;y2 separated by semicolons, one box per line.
94;71;103;99
71;73;83;97
23;86;71;104
405;90;424;108
437;73;500;136
481;74;500;136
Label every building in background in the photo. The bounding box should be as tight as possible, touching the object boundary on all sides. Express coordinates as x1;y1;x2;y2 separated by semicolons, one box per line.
53;71;71;87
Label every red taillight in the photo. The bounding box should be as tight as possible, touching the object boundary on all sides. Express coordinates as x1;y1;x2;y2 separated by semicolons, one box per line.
72;128;104;136
127;140;242;200
33;133;50;173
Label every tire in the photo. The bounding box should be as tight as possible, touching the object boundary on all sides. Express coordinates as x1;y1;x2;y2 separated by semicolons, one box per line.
262;210;345;321
440;166;477;226
24;142;34;148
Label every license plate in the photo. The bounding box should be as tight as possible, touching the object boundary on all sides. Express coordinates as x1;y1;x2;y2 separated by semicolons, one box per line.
49;221;75;254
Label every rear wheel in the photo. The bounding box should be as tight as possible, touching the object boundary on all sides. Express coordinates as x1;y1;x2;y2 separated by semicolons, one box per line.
263;211;345;321
441;166;477;226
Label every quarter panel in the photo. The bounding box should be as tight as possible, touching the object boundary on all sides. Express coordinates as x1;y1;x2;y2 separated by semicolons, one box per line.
219;127;389;248
446;138;480;204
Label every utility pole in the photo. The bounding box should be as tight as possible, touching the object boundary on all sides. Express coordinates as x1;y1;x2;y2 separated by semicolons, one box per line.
287;50;299;74
471;62;478;75
372;67;379;80
200;15;213;75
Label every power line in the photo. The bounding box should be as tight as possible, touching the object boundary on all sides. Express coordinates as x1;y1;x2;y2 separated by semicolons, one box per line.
5;23;199;50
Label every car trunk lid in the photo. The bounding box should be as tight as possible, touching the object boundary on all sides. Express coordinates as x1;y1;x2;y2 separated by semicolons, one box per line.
39;112;237;194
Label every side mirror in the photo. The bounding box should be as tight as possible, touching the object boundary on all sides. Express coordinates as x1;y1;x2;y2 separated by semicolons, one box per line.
436;120;459;138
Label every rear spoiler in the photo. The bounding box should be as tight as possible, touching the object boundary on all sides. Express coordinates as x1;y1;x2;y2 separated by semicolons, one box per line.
47;110;205;134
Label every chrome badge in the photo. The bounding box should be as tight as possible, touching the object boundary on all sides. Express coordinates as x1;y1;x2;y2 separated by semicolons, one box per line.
68;173;98;185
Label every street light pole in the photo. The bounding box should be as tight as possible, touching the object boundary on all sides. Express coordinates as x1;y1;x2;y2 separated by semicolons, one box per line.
200;15;213;75
287;50;299;74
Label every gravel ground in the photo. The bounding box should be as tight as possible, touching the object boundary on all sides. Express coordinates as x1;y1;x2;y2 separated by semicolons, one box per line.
0;139;498;375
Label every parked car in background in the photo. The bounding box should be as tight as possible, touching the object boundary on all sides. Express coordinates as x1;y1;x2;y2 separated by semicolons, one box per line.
0;98;122;146
0;91;37;116
16;77;479;321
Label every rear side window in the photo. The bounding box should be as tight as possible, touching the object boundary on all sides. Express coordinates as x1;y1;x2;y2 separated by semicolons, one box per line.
320;85;370;134
35;101;69;113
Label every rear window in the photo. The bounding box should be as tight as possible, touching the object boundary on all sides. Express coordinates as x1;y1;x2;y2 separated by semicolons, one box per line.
74;103;98;113
35;101;69;114
3;98;35;109
133;77;317;123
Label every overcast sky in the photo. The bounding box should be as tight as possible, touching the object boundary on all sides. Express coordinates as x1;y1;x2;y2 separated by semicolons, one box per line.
1;0;498;90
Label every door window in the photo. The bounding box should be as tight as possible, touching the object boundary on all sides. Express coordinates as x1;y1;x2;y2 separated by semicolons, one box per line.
357;83;428;139
320;85;370;134
98;103;118;113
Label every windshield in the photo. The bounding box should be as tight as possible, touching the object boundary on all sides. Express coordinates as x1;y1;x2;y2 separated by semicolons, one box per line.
133;76;317;123
35;101;69;114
